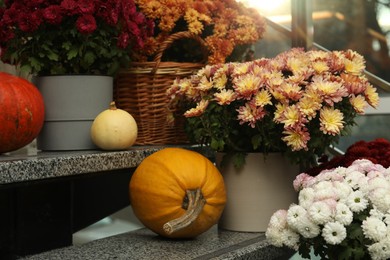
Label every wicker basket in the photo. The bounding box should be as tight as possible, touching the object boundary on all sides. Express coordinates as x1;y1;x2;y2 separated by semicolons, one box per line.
114;31;208;145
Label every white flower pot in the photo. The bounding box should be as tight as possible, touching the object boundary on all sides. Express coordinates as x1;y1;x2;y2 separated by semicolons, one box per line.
216;152;299;232
34;75;113;150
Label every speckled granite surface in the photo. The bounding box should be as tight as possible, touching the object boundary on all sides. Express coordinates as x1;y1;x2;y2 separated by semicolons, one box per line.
0;146;164;185
20;226;294;260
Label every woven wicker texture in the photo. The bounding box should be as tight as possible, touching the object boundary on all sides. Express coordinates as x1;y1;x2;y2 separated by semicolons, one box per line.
114;32;208;145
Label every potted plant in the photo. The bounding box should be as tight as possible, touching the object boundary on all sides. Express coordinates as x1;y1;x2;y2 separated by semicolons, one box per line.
0;0;153;150
267;159;390;259
167;48;379;232
167;48;379;169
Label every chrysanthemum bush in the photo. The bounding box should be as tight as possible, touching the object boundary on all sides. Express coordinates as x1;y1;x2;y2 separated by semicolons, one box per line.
307;138;390;176
0;0;154;76
167;48;379;168
133;0;266;63
266;159;390;260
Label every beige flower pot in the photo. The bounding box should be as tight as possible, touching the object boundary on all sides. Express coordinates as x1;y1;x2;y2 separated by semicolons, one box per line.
216;152;299;232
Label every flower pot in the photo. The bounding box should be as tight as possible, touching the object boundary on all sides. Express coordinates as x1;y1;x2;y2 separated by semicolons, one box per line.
34;75;113;150
216;153;299;232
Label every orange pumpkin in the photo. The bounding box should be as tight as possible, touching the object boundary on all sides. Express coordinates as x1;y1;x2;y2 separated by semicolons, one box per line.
0;72;45;153
129;148;226;238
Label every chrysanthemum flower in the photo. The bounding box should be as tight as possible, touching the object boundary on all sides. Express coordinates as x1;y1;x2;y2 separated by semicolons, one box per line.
233;74;261;99
334;202;353;226
308;200;334;225
344;50;366;75
282;127;310;151
184;99;209;117
346;190;369;213
237;103;266;128
365;84;380;108
214;89;236;105
322;221;347;245
362;216;387;242
253;89;272;107
350;94;368;114
319;107;345;136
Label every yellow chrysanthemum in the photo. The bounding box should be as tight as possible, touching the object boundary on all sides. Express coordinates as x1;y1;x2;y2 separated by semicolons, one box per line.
273;103;287;122
281;105;300;128
287;56;309;74
184;100;209;117
298;96;322;119
344;50;366;75
364;84;380;108
214;89;236;105
254;89;272;106
282;128;309;151
184;8;199;22
349;95;367;114
344;59;365;75
197;76;213;91
319;107;344;135
233;62;251;75
188;20;204;34
312;61;329;74
213;73;228;90
312;78;342;96
233;74;261;98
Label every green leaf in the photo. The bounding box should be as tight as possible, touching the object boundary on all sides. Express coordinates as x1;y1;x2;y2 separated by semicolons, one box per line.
28;57;42;73
83;51;96;67
232;152;246;169
67;47;79;60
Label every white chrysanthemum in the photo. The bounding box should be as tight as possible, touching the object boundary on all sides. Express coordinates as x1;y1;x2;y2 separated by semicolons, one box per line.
322;221;347;245
369;188;390;213
287;204;307;230
344;170;366;190
280;228;300;250
265;225;285;247
308;200;334;225
367;238;390;260
298;187;315;209
367;170;385;179
334;202;354;226
316;171;344;183
368;177;389;191
268;209;288;230
313;181;338;201
350;159;377;173
332;166;348;177
370;207;386;220
333;181;353;202
362;216;387;242
346;190;369;213
295;214;321;239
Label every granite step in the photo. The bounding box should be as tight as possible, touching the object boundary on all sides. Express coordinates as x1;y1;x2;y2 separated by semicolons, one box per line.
19;226;294;260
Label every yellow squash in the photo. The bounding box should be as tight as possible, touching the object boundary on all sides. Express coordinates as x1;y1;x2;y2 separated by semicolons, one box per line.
90;101;137;150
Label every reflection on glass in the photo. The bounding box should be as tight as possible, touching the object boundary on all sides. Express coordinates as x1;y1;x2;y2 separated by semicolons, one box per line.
312;1;390;83
238;0;291;26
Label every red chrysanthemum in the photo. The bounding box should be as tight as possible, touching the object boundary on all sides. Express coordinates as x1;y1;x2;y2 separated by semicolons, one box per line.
76;14;97;34
43;5;63;25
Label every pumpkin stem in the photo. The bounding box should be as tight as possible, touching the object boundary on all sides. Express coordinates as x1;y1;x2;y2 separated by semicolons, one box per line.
163;188;206;235
109;101;117;110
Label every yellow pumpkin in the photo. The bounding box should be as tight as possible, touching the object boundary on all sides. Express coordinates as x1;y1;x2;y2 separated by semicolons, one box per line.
90;101;137;150
129;147;226;238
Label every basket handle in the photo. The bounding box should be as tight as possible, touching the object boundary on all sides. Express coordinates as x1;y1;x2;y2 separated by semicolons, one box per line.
152;31;209;71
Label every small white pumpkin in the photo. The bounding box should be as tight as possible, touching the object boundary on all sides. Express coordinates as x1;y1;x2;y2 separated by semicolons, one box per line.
90;101;138;150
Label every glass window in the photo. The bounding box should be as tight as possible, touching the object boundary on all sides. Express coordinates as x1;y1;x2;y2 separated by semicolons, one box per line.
312;1;390;83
